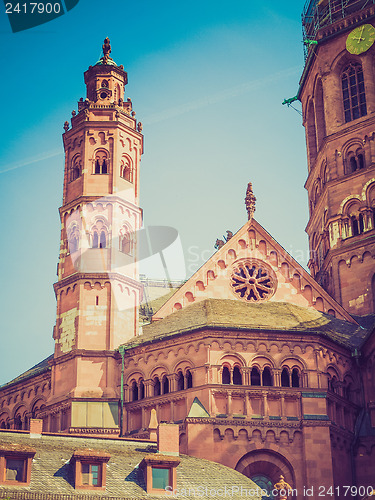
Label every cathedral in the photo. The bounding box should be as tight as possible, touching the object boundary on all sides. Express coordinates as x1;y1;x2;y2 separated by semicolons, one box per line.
0;0;375;498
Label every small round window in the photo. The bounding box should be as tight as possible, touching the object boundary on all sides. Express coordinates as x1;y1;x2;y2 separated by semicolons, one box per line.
230;259;277;302
100;92;108;99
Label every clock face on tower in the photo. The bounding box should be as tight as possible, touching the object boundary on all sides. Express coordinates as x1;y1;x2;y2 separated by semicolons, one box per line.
346;24;375;54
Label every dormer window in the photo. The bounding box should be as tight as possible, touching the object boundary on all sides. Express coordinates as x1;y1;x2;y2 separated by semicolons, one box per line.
140;454;180;495
82;463;101;487
71;449;110;491
0;444;36;486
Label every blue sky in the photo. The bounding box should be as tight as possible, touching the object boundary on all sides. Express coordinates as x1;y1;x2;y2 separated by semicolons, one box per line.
0;0;309;384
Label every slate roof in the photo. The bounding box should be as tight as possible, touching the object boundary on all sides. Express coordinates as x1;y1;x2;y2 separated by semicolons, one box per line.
123;298;370;350
0;430;261;500
0;355;52;389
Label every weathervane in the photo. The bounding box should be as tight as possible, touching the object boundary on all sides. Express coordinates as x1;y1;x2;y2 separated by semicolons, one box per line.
245;182;256;220
102;37;111;64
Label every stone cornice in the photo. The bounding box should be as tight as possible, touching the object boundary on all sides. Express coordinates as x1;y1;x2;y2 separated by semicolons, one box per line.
185;417;302;429
59;195;142;216
54;272;143;294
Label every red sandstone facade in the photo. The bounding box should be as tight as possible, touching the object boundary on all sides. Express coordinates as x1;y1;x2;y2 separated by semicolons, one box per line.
1;5;375;499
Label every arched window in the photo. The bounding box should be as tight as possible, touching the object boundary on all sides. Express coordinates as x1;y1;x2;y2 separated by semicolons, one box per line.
349;155;358;173
292;368;300;388
372;274;375;312
131;381;138;401
251;367;261;386
177;372;184;391
101;79;109;88
281;368;290;387
163;375;169;395
328;375;339;394
67;224;80;254
233;366;242;385
222;366;230;385
14;414;23;430
99;231;106;248
186;369;193;389
120;158;133;183
139;380;145;400
70;155;81;182
342;62;367;123
358;153;364;169
92;231;99;248
91;220;108;249
351;216;359;236
359;213;364;233
262;367;273;387
315;79;326;149
120;231;132;255
94;151;109;174
307;99;317;165
154;377;160;396
346;148;365;174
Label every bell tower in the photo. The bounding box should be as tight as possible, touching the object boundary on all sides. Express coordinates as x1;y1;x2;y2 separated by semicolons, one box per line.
46;39;144;432
299;0;375;316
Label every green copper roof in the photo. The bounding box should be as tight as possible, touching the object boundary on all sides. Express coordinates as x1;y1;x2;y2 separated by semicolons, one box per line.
94;56;118;67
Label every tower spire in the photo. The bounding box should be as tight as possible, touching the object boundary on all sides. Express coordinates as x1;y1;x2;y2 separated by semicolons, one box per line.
245;182;256;220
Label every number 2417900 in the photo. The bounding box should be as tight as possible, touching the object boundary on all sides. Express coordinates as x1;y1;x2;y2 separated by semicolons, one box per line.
5;3;61;14
318;486;374;496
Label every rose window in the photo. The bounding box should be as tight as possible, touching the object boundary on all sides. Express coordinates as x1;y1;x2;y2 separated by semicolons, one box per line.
230;259;277;302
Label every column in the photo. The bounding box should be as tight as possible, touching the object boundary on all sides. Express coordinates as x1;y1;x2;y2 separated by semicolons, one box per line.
227;391;232;415
246;392;252;416
170;400;175;422
262;392;268;417
280;394;285;419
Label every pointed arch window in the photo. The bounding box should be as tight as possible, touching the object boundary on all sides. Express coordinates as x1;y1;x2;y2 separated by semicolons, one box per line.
342;63;367;123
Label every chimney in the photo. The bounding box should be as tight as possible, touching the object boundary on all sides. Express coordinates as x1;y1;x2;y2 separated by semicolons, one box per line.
29;418;43;438
157;423;179;456
148;408;158;442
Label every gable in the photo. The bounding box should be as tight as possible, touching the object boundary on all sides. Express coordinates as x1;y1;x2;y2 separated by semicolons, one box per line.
153;218;356;324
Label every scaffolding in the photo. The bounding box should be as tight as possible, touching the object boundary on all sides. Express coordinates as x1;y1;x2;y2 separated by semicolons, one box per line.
302;0;375;58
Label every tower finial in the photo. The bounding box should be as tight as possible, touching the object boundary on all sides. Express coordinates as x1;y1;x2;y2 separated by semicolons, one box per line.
245;182;256;220
102;37;111;64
